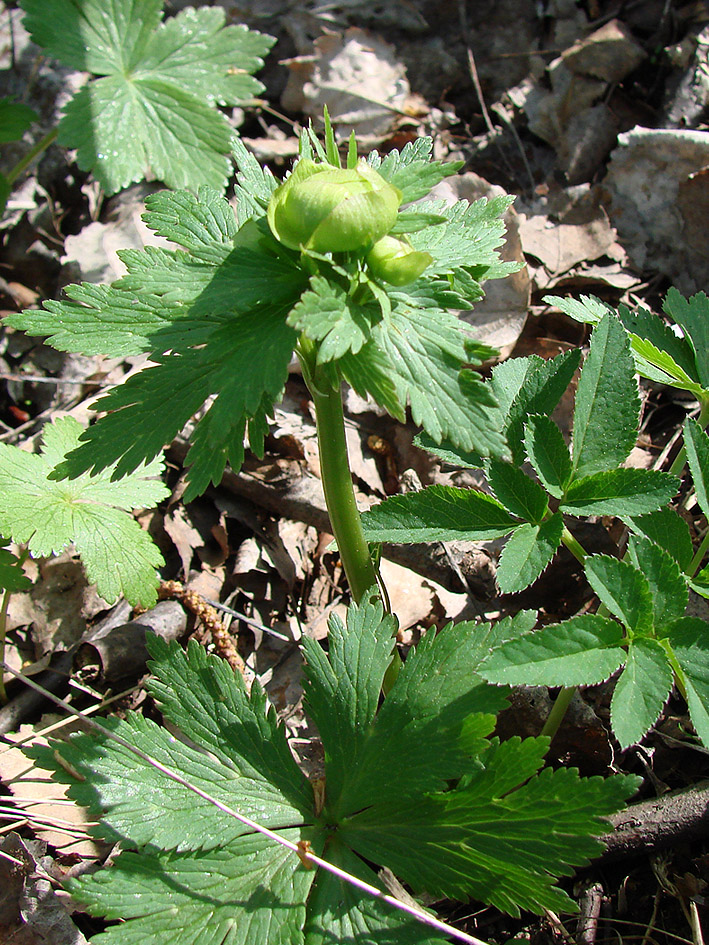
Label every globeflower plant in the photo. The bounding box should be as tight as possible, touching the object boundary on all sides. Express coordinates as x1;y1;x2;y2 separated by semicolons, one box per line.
9;119;644;944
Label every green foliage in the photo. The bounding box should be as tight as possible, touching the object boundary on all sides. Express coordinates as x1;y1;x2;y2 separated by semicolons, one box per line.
30;593;638;942
19;0;273;193
0;416;167;606
9;134;514;499
480;541;708;748
0;96;39;213
363;316;678;594
546;288;709;406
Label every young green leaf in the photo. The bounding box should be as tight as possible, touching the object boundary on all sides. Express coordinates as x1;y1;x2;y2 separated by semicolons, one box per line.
684;417;709;520
485;458;548;523
663;288;709;389
624;507;694;572
368;137;461;204
560;468;678;517
20;0;274;193
0;416;166;607
584;555;654;634
626;535;688;629
498;349;582;464
361;485;519;543
572;313;639;478
610;639;673;748
669;617;709;746
496;514;563;594
544;294;613;325
524;415;572;498
478;614;627;687
289;276;378;362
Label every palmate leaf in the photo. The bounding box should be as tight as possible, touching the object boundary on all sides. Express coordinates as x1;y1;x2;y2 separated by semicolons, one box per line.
20;1;273;194
0;416;166;607
340;738;638;916
289;276;379;362
36;592;638;942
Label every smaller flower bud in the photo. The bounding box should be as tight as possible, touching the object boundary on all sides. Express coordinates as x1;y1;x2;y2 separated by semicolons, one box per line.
365;235;433;286
267;159;401;253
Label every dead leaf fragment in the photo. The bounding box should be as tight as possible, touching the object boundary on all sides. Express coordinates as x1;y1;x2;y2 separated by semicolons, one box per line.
281;27;423;140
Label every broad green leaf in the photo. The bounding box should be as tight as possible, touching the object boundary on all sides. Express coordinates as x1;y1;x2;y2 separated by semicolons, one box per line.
669;617;709;746
0;97;37;142
289;276;378;362
331;619;505;818
624;507;694;572
663;288;709;389
140;186;239;259
479;614;627;687
0;543;31;592
610;639;673;748
0;417;166;607
472;610;538;652
524;415;572;498
368;137;461;204
304;839;445;945
147;637;313;817
584;555;654;633
626;535;688;630
69;831;317;945
361;485;519;543
544;294;612;325
572;313;639;478
684;417;709;520
496;514;563;594
560;468;678;517
302;592;398;808
389;210;450;233
486;458;548;523
29;712;307;852
501;349;582;464
20;1;273;193
341;737;639;916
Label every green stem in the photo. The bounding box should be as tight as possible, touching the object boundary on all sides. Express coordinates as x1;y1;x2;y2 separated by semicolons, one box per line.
540;685;576;741
5;127;58;186
303;357;379;603
561;526;588;565
688;527;709;579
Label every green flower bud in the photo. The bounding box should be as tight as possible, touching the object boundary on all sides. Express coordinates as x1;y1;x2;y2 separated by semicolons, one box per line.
267;159;402;253
365;235;433;286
